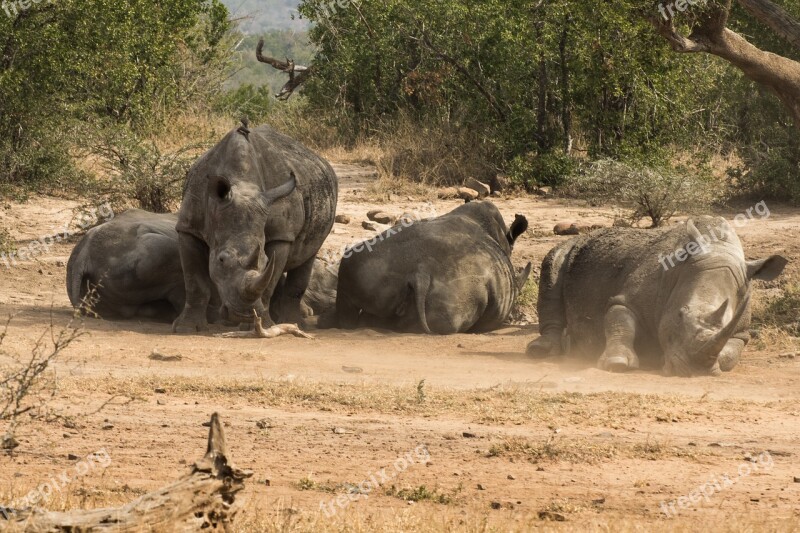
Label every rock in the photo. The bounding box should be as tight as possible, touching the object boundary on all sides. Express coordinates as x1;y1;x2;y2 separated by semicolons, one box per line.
507;474;516;480
102;424;114;430
490;501;502;510
490;174;508;193
465;177;491;198
362;220;389;232
438;187;459;199
554;222;602;236
154;387;167;394
794;477;800;483
462;432;477;439
333;427;348;435
1;434;19;450
67;453;79;460
477;484;486;490
554;222;581;236
157;399;167;406
538;511;566;521
457;188;480;202
491;191;502;197
533;186;553;197
256;419;273;429
335;214;351;224
55;260;65;267
369;211;396;225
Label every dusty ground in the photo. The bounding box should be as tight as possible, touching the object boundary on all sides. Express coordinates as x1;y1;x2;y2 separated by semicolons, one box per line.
0;165;799;531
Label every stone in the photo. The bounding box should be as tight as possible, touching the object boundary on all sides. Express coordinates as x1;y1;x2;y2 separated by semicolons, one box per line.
465;177;490;198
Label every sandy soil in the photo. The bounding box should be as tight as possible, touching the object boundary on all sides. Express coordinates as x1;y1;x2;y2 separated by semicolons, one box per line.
0;165;798;531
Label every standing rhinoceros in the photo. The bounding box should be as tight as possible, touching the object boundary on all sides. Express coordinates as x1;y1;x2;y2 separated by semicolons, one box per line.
526;216;788;376
172;122;337;333
336;201;531;334
67;210;218;322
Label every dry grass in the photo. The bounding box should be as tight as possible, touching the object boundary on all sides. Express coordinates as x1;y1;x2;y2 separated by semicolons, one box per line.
62;376;763;429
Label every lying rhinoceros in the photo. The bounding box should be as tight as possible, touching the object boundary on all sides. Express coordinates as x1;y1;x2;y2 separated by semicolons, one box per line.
67;210;219;322
68;208;340;325
172;122;337;333
527;216;788;376
336;201;532;334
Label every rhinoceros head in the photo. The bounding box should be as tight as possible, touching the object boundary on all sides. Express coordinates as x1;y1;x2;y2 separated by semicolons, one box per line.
660;219;787;376
204;130;297;322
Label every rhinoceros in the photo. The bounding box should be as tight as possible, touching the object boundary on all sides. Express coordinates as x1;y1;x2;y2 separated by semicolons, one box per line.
526;217;788;376
172;122;337;333
336;201;532;334
67;210;218;322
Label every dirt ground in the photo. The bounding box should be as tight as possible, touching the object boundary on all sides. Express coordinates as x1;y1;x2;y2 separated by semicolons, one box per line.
0;165;799;532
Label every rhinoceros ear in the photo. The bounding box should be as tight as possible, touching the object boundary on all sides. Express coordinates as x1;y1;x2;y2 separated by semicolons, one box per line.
747;256;789;281
264;172;297;205
506;214;529;247
208;176;232;201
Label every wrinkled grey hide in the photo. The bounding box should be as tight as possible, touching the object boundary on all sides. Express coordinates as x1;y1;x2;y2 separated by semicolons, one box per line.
527;216;788;376
336;201;532;334
173;124;337;333
66;210;218;322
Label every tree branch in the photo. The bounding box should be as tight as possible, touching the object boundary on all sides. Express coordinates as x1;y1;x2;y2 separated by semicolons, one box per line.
256;38;312;101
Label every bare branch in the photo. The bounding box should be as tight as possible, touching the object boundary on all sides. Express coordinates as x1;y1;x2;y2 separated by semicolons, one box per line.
256;38;312;101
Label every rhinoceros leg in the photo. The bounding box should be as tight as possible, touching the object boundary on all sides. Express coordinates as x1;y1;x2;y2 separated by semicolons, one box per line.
717;338;746;372
598;305;640;373
276;255;315;325
173;232;212;333
526;245;568;358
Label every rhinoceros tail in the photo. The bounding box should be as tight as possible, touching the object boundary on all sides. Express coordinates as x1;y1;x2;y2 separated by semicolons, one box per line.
66;236;90;309
412;272;432;334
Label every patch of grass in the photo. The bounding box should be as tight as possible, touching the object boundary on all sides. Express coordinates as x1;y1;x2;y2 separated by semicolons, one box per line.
384;484;459;505
752;282;800;338
487;435;618;464
0;226;14;255
295;477;342;494
510;272;538;324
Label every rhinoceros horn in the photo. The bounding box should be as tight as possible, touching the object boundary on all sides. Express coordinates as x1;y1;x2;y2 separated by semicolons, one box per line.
691;289;750;365
243;253;278;301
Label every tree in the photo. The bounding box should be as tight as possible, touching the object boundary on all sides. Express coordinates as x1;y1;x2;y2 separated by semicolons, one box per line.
654;0;800;126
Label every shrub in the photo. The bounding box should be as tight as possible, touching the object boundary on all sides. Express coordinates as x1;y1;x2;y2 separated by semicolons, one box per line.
564;160;717;227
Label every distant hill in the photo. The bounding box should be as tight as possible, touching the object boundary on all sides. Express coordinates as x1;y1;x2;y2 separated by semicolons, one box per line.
221;0;308;34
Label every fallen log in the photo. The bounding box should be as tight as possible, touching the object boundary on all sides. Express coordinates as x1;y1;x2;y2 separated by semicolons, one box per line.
2;413;252;531
214;310;314;340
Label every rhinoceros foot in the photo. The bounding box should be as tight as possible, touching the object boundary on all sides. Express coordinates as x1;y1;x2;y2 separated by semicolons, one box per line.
598;350;640;373
526;335;561;358
172;309;209;334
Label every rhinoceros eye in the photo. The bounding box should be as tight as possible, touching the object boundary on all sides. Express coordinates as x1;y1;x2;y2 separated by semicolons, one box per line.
216;180;231;200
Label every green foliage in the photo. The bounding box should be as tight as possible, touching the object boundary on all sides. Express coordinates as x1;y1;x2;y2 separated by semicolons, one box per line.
0;0;233;191
295;0;731;182
0;227;14;255
216;84;273;123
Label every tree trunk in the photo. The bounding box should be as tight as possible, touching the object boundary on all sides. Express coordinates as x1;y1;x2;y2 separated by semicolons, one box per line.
2;413;252;531
653;0;800;126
